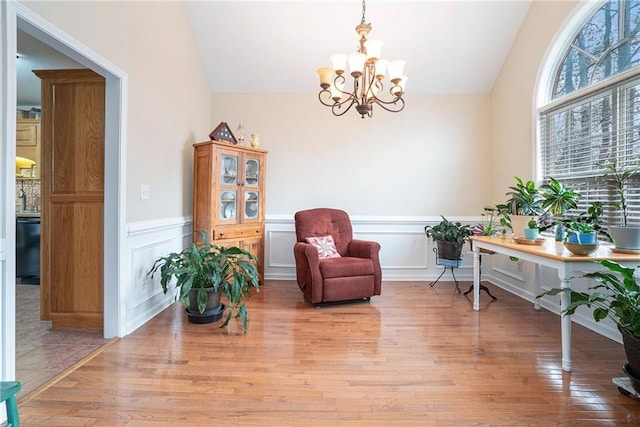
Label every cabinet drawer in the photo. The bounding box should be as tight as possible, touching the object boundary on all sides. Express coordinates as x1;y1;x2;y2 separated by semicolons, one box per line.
16;121;40;146
212;226;262;240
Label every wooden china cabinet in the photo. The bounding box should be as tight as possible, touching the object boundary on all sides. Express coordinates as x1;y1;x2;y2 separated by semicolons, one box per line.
193;140;267;282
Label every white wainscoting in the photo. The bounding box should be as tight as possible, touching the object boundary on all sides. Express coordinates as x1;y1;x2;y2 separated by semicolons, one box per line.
122;216;191;335
265;215;477;282
265;215;622;344
119;214;621;346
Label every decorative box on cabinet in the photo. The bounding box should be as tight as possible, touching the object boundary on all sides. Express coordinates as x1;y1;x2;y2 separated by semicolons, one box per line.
16;119;41;175
193;140;267;283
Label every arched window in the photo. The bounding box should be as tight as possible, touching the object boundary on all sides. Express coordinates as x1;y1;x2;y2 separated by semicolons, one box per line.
539;0;640;227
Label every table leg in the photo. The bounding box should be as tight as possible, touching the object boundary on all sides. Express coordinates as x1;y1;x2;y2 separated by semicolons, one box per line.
560;275;572;372
473;244;480;311
534;263;541;311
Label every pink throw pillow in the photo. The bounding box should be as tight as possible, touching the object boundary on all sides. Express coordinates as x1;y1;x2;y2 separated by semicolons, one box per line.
306;235;341;259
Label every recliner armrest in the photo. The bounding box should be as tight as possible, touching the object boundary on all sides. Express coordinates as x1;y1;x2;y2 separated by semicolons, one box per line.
348;239;381;259
348;239;382;296
293;242;324;303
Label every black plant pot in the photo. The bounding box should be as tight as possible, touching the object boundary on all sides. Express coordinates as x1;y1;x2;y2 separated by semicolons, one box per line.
185;303;225;324
186;288;224;324
436;241;464;261
621;327;640;375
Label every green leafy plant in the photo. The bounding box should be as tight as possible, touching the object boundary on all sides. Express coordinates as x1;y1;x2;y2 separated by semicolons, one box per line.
540;177;580;216
472;206;505;236
425;216;473;245
564;221;595;244
602;160;639;227
538;260;640;339
496;176;545;217
560;201;613;242
527;219;538;229
148;230;259;332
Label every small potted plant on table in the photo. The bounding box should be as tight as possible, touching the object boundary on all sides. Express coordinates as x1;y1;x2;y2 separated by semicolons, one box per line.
524;219;539;240
496;176;545;237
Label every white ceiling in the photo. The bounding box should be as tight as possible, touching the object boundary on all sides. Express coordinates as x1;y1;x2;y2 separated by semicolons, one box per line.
185;0;533;94
15;0;533;106
16;30;83;107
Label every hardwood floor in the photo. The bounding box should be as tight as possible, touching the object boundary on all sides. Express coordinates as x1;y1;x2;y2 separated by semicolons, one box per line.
17;280;640;426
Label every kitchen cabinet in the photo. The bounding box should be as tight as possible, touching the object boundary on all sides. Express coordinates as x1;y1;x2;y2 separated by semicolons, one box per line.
193;140;267;282
16;119;41;176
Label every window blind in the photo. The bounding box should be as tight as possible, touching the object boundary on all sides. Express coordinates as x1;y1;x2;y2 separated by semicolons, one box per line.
539;75;640;226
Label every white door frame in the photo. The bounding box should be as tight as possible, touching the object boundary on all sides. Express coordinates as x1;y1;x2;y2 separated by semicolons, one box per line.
1;0;127;381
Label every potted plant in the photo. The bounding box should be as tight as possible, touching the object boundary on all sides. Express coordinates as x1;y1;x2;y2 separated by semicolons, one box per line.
602;160;640;250
540;177;580;216
540;176;581;239
471;206;505;237
538;260;640;390
563;201;612;242
496;176;545;237
425;216;473;260
524;219;539;240
148;230;259;332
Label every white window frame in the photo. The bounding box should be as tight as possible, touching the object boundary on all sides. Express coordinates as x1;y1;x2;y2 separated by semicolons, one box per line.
537;0;640;228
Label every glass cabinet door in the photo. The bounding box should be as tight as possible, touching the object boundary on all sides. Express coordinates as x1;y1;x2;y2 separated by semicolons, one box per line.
221;154;238;185
244;157;260;187
220;191;237;221
244;190;259;220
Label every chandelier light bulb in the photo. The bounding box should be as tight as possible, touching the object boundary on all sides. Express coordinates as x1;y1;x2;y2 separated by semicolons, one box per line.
375;59;388;80
387;60;406;84
348;52;366;77
331;80;345;101
317;67;334;89
330;54;348;75
365;39;383;60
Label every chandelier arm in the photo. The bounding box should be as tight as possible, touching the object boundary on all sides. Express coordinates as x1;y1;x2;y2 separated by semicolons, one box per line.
318;90;337;107
333;75;354;99
319;88;359;115
369;97;405;113
332;98;357;116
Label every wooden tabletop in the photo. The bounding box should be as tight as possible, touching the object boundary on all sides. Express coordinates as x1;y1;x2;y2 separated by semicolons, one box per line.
470;235;640;263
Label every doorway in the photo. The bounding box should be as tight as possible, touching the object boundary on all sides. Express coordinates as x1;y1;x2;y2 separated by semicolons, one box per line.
1;1;126;388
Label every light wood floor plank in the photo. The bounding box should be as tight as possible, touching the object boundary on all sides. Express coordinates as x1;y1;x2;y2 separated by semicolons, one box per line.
18;280;640;426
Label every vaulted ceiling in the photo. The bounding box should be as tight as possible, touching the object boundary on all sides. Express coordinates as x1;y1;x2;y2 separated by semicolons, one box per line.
185;0;532;94
16;1;533;106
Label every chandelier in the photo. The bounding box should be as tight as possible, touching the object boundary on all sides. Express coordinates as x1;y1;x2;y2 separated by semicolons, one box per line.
316;0;407;119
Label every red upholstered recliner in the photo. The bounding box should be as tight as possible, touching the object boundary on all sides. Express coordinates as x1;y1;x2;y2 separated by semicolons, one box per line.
293;208;382;304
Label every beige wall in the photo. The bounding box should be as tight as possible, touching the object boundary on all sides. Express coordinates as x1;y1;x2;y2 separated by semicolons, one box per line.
490;0;580;204
212;93;492;217
19;0;211;222
19;0;590;221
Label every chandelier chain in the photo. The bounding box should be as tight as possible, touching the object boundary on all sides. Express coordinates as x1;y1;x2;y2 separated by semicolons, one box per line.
361;0;366;24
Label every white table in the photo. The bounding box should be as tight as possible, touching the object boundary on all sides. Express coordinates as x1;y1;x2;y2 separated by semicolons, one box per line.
470;235;640;372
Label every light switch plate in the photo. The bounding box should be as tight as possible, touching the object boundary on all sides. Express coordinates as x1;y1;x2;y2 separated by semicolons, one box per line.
140;185;150;200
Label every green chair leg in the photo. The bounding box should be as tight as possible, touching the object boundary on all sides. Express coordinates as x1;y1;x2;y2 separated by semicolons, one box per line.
0;381;21;427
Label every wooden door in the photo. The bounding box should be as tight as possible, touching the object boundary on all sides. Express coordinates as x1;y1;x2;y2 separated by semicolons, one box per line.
34;69;105;330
